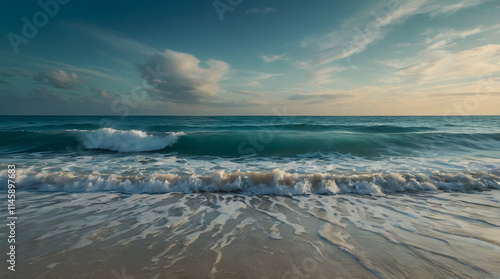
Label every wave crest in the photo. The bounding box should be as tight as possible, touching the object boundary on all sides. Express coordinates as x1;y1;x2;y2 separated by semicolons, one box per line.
79;128;184;152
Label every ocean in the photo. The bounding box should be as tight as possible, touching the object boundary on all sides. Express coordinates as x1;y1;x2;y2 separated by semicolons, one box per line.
1;116;500;278
2;115;500;195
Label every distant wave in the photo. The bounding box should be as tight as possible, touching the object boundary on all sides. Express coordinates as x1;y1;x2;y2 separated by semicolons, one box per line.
80;128;184;152
146;123;437;133
34;123;101;130
8;169;500;195
281;124;436;133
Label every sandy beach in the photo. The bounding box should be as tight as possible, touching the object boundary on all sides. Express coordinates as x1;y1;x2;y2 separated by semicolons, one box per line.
3;190;499;279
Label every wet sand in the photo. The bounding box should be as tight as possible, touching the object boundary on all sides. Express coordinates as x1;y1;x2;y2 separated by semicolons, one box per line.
2;191;500;279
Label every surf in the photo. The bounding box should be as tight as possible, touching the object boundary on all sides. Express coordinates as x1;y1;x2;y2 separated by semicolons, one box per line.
79;128;184;152
7;168;500;195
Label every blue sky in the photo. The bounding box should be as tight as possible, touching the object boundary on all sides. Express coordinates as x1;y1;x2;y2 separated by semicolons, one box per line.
1;0;499;115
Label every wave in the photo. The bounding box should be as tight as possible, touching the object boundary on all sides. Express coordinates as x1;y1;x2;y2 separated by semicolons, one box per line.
143;123;436;133
1;128;500;156
0;129;185;153
31;123;101;130
79;128;184;152
0;130;79;154
280;124;436;133
8;169;500;195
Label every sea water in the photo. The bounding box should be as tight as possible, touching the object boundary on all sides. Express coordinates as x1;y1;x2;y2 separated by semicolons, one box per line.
1;116;499;278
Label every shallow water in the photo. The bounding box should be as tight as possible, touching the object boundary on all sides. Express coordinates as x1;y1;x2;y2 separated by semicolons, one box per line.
2;191;500;278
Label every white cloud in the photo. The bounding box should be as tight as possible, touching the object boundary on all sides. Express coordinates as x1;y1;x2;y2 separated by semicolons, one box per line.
254;72;282;80
259;54;285;63
237;80;263;87
293;60;350;85
379;25;500;85
300;0;429;65
395;44;500;84
138;49;229;103
229;71;282;89
91;87;110;98
424;0;490;17
308;66;347;86
294;0;492;90
288;92;353;104
421;27;482;50
34;70;80;89
377;76;403;84
391;27;483;50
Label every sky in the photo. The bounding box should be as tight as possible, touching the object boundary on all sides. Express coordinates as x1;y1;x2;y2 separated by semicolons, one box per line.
0;0;499;116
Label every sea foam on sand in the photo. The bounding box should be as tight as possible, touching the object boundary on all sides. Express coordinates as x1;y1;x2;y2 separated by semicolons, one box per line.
4;190;500;279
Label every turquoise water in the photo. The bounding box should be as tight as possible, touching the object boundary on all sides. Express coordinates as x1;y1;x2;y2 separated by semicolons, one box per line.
1;116;499;195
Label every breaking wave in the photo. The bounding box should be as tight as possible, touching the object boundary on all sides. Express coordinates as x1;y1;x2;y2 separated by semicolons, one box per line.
9;169;500;196
79;128;184;152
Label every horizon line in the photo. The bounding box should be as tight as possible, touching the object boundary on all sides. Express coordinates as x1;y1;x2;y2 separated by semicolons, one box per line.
1;114;500;117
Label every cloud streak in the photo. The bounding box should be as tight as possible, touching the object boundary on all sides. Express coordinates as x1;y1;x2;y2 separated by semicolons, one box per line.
297;0;491;85
380;26;500;85
234;90;266;97
288;92;353;103
396;44;500;84
260;54;285;63
246;7;276;14
68;22;157;56
301;0;489;57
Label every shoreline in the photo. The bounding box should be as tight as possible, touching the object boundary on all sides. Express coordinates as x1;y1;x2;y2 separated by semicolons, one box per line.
3;190;500;278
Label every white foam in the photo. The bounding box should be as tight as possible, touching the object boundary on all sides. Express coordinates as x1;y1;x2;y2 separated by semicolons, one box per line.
268;223;282;240
79;128;183;152
9;166;500;196
13;190;500;277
